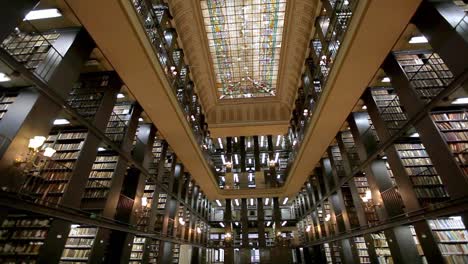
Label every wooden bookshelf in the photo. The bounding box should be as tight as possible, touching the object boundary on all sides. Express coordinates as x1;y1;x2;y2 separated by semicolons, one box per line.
1;31;60;70
0;214;51;263
370;232;392;264
105;103;132;144
428;216;468;264
82;152;119;201
353;173;378;226
371;87;408;135
60;225;97;262
354;236;370;264
431;110;468;177
394;52;453;102
394;142;450;207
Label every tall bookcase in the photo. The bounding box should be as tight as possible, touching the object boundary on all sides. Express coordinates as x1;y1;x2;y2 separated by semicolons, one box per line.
430;110;468;177
370;232;392;264
354;236;370;264
394;142;450;207
0;213;51;264
427;216;468;263
60;225;98;262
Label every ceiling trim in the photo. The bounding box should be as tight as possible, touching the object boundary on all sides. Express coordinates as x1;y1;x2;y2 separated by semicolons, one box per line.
169;0;317;133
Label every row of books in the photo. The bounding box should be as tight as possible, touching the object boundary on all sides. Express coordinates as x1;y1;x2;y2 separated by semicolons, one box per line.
47;132;87;141
43;142;84;151
432;112;467;121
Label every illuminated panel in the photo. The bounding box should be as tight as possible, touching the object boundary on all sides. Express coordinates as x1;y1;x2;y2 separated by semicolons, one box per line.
201;0;287;99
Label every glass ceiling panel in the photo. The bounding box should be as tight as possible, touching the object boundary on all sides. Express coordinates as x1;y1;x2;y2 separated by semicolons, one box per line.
201;0;287;99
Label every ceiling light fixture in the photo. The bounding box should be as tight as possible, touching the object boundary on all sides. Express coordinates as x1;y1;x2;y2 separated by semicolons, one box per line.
116;93;125;99
24;8;62;20
215;200;222;207
409;36;428;44
282;197;289;205
381;77;391;83
452;97;468;105
0;72;11;82
53;119;70;125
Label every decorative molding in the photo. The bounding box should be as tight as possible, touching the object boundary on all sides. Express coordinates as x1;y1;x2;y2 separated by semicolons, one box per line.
168;0;318;135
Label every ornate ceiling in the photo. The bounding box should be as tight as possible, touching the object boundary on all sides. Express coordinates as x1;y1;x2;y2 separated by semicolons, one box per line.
201;0;286;99
169;0;318;136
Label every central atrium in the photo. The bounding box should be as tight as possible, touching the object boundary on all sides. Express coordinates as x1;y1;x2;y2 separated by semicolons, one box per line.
0;0;467;263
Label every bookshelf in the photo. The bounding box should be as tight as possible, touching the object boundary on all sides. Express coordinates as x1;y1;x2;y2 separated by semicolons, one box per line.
324;243;333;264
67;77;107;121
105;103;132;144
82;152;119;201
394;142;450;207
354;236;370;264
431;110;468;177
0;214;51;264
409;225;427;264
330;145;346;181
129;236;145;264
353;173;379;226
60;225;97;262
394;51;453;102
172;243;180;263
23;129;87;204
331;241;342;264
370;87;408;135
147;239;160;264
370;232;392;264
0;93;17;121
341;186;359;228
1;31;61;70
428;216;468;264
340;130;360;170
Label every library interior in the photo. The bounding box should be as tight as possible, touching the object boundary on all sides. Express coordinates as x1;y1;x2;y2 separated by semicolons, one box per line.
0;0;467;263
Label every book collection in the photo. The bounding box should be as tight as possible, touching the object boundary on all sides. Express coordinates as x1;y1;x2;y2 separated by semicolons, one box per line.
371;88;408;134
83;153;119;200
340;131;360;170
324;243;333;264
172;243;180;263
60;225;97;262
394;143;450;206
428;216;468;263
330;145;346;180
431;111;468;176
354;236;370;264
105;104;132;144
331;241;342;264
129;236;145;263
1;31;61;70
0;215;51;263
0;93;16;121
353;173;379;226
67;82;105;121
370;232;392;264
341;186;360;228
395;52;453;101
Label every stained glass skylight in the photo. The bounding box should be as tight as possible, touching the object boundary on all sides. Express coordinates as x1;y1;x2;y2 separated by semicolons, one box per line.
201;0;287;99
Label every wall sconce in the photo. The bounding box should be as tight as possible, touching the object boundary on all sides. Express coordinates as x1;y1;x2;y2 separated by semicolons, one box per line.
43;147;56;157
179;217;186;226
28;136;46;151
306;225;311;232
269;159;276;167
324;214;331;222
197;227;202;234
225;161;232;169
361;189;372;203
225;232;232;240
141;197;149;207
